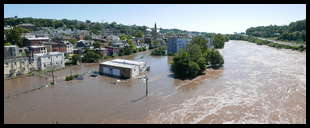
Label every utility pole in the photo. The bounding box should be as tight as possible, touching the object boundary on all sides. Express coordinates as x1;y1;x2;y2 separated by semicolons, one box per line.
145;74;148;96
69;62;72;77
51;54;55;85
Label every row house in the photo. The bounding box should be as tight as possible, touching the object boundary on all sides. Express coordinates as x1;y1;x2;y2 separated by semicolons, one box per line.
107;46;121;56
44;42;74;55
4;45;18;58
25;36;50;46
27;45;48;57
94;48;109;56
4;56;31;78
61;41;74;54
76;40;94;49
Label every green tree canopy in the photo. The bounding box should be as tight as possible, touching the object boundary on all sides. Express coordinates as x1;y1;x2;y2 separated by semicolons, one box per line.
205;49;224;69
213;34;226;49
93;41;102;48
82;49;102;63
190;36;209;50
5;27;30;47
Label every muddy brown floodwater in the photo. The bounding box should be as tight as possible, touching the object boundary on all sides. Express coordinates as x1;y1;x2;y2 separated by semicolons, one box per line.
4;40;306;124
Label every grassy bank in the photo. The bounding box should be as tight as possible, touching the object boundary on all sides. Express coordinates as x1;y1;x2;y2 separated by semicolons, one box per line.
228;35;306;52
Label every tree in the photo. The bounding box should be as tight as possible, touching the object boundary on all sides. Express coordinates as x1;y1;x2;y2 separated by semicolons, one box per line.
71;54;81;65
133;31;144;38
68;38;78;45
205;49;224;69
128;39;137;53
190;36;208;50
5;27;29;47
84;35;92;40
150;41;160;49
93;41;101;48
4;42;12;46
118;46;133;56
151;46;167;56
171;50;201;79
245;19;306;43
171;50;196;79
187;43;207;73
78;23;87;30
82;50;102;63
213;34;226;49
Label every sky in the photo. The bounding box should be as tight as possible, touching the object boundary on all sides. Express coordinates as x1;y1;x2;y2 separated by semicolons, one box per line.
4;4;306;34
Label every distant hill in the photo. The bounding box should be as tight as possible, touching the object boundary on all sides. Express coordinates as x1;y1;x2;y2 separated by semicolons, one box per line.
4;17;214;38
246;19;306;43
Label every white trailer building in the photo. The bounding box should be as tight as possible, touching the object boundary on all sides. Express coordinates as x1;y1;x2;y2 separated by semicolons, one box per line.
99;59;147;79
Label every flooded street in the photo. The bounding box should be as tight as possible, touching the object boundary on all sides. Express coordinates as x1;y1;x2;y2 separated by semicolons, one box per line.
4;40;306;124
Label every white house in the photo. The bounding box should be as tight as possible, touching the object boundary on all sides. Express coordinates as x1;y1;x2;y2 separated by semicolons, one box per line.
33;52;65;70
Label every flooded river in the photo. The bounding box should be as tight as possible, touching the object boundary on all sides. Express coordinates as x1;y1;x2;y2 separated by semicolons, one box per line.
4;40;306;124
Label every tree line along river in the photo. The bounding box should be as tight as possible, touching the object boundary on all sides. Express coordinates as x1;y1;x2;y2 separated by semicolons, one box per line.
4;40;306;124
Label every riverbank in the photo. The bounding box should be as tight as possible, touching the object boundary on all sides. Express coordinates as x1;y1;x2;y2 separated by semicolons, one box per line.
228;35;306;52
258;37;306;47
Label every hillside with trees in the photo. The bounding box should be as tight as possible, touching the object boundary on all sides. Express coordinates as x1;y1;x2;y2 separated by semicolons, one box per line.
246;19;306;43
227;34;306;52
4;17;149;37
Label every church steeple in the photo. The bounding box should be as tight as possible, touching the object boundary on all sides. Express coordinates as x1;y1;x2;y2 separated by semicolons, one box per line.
154;22;157;33
152;22;158;40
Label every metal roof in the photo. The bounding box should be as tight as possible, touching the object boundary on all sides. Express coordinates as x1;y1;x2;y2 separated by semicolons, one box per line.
100;59;145;69
100;61;137;69
26;37;50;40
111;59;145;66
34;52;64;57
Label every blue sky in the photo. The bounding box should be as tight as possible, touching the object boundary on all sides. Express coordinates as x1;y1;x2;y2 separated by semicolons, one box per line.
4;4;306;34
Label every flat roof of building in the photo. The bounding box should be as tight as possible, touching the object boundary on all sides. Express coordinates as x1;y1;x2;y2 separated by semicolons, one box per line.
26;37;50;40
4;45;17;48
111;59;145;66
101;61;137;69
100;59;145;69
29;45;46;48
34;52;64;57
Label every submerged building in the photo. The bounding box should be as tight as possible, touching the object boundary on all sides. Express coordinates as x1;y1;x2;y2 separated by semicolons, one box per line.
99;59;147;79
167;37;192;54
4;56;31;78
33;52;65;70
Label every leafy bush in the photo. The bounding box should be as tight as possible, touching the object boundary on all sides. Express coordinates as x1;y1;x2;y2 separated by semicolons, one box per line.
82;50;102;63
213;34;226;49
205;49;224;69
65;74;79;81
151;46;167;56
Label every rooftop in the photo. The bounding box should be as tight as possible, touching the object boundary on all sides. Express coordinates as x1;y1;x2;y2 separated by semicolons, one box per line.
29;45;46;48
16;23;35;27
111;59;145;66
34;52;64;57
26;37;50;40
100;59;145;69
4;45;18;48
101;61;137;69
